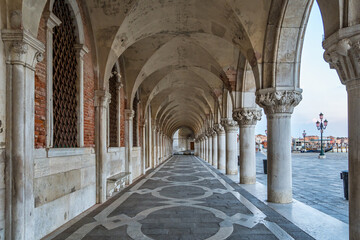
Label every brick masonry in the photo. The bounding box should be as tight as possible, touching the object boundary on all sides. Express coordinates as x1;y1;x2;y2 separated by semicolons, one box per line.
35;1;96;148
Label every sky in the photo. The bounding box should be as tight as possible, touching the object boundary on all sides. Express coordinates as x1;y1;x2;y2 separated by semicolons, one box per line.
255;3;348;138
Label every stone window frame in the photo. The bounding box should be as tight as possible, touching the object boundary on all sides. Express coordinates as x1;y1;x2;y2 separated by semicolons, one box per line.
44;0;88;150
107;62;123;149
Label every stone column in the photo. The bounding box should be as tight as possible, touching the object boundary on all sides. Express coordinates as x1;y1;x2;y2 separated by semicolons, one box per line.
214;124;226;170
125;109;134;184
207;131;213;165
2;29;45;240
233;108;262;184
256;90;301;203
140;121;146;175
152;123;157;167
221;118;238;175
44;12;61;148
156;128;160;165
204;135;209;162
94;90;111;203
74;44;88;147
211;130;218;167
323;31;360;239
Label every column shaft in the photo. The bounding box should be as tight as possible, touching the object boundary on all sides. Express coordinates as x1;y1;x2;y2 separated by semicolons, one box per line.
239;126;256;184
267;113;292;203
222;119;238;175
208;135;212;164
125;110;134;184
212;134;218;167
347;82;360;239
218;133;226;170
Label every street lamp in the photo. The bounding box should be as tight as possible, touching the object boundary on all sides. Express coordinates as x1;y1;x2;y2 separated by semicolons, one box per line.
316;112;328;159
302;130;306;151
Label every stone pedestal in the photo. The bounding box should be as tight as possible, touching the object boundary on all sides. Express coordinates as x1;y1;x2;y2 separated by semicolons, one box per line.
214;124;226;170
323;29;360;239
257;89;302;203
233;108;262;184
221;119;238;175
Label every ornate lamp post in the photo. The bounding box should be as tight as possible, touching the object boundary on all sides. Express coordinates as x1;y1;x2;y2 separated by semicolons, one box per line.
302;130;306;151
316;113;328;159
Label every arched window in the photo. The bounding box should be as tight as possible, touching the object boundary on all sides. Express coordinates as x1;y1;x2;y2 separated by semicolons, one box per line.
133;94;139;147
52;0;78;148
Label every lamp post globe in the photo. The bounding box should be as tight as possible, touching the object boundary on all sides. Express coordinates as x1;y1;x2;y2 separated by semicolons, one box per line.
316;113;328;159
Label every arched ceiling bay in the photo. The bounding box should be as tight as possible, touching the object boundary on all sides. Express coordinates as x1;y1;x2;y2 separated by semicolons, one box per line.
83;0;269;90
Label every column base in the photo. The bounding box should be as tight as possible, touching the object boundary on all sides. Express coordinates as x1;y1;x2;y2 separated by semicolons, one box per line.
268;190;292;203
240;176;256;184
226;169;238;175
218;165;225;170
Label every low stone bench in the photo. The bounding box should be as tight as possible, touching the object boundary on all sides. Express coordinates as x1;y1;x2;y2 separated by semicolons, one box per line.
106;172;131;199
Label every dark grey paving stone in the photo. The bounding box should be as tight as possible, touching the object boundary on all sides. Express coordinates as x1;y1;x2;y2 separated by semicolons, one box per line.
52;155;314;240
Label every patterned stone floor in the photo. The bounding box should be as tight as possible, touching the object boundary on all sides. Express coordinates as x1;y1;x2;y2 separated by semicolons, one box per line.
51;155;314;240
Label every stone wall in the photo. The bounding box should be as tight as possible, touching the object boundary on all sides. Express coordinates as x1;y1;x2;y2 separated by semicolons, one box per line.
0;149;5;240
132;147;142;180
0;11;6;239
106;147;126;177
33;148;96;239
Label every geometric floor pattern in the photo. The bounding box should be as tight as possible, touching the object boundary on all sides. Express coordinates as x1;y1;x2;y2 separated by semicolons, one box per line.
51;155;314;240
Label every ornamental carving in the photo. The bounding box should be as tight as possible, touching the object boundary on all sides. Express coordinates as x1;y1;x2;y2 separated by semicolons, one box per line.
220;118;238;132
207;128;216;137
323;36;360;86
233;108;262;126
213;124;225;134
256;90;302;115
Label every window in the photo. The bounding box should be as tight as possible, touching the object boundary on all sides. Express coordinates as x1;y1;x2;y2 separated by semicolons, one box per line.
52;0;78;148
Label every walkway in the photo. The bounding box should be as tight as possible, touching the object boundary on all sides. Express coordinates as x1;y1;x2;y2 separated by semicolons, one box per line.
256;152;349;223
50;155;313;240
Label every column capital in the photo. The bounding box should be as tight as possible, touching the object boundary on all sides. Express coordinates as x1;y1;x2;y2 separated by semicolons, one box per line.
44;11;62;31
125;109;134;120
220;118;238;133
2;29;45;68
208;128;217;137
74;44;89;59
213;124;225;135
233;108;262;126
323;25;360;89
94;90;111;107
256;89;302;115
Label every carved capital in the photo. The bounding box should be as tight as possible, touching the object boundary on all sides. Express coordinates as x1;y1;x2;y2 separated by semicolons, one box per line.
220;118;238;133
207;128;216;137
233;108;262;126
213;124;225;135
323;26;360;87
125;109;134;121
2;29;45;68
256;90;302;115
75;44;89;59
94;90;111;107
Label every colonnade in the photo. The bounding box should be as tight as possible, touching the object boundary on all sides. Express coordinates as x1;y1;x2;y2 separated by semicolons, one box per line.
195;104;296;205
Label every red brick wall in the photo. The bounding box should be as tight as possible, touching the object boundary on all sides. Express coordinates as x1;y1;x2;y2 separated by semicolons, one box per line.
79;0;95;147
35;16;47;148
34;1;96;148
